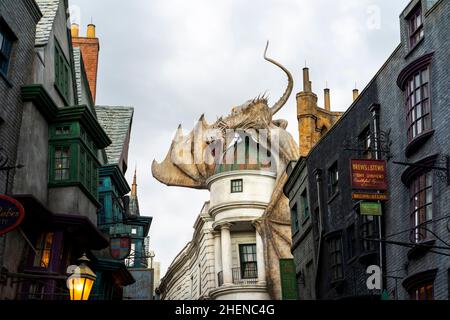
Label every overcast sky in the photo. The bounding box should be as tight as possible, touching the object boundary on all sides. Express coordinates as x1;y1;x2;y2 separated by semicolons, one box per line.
70;0;410;277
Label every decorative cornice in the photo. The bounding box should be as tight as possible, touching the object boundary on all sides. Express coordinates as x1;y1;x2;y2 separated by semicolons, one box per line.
209;284;268;299
283;157;307;196
209;201;268;218
397;52;434;89
401;154;439;186
206;170;276;189
21;84;112;149
402;268;438;292
99;164;131;196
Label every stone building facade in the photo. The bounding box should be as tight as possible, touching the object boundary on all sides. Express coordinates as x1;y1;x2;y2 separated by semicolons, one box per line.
0;0;42;299
284;0;449;300
283;158;316;300
297;68;343;157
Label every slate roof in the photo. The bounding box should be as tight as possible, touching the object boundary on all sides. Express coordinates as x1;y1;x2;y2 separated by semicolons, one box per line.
73;48;82;104
95;106;134;165
35;0;61;46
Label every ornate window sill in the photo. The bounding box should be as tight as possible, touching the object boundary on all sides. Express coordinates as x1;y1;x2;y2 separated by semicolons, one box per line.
405;130;435;157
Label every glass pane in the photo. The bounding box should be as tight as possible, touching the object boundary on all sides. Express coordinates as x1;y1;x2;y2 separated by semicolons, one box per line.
415;89;421;103
422;68;429;83
425;205;432;221
415;74;421;87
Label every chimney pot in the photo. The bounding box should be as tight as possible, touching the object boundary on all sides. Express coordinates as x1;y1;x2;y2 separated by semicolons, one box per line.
87;23;96;38
353;89;359;101
303;68;311;92
324;88;331;111
71;23;79;38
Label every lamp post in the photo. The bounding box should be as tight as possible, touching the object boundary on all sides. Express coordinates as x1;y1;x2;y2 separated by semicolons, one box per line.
66;254;97;300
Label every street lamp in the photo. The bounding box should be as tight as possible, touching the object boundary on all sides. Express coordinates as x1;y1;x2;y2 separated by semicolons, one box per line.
66;254;97;300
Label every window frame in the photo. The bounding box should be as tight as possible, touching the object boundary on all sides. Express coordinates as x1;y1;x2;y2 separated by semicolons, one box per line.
409;171;433;243
407;4;424;49
0;20;15;77
358;126;373;159
300;190;310;220
230;179;243;193
409;282;434;300
54;145;71;181
238;243;258;279
290;203;299;235
405;66;431;142
328;236;344;283
33;232;55;269
54;38;71;104
328;162;339;197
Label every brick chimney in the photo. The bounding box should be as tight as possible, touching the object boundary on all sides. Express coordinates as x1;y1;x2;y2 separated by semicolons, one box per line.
71;23;100;103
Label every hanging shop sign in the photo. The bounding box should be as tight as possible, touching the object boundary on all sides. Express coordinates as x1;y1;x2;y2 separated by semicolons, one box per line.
360;202;382;216
350;159;388;191
0;195;25;236
352;192;389;201
110;236;132;260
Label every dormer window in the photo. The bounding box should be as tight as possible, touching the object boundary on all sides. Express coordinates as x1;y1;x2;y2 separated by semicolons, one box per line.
408;4;424;49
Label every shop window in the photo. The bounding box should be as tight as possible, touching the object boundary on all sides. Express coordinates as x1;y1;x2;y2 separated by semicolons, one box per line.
360;215;376;252
33;232;54;268
409;282;434;300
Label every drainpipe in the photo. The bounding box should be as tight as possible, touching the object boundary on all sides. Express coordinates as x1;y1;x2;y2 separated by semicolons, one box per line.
369;103;386;293
313;168;324;299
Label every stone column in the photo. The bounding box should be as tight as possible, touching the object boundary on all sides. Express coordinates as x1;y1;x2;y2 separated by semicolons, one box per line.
213;231;222;287
256;229;266;285
220;223;233;285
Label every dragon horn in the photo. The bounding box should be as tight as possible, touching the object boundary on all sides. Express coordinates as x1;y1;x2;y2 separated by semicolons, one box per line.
264;41;294;116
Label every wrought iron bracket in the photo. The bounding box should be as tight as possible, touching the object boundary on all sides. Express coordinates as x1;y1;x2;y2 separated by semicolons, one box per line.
342;129;392;160
393;155;450;185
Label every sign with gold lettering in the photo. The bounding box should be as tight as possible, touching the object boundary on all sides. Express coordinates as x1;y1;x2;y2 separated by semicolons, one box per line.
351;159;387;191
0;195;25;236
352;192;389;201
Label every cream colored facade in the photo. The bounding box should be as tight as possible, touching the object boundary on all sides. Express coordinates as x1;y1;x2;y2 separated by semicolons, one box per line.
159;170;276;300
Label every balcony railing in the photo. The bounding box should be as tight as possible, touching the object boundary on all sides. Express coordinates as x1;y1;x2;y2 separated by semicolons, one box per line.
232;267;258;285
217;267;258;287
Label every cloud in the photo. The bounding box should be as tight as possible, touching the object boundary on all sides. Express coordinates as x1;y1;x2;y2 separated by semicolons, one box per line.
70;0;410;276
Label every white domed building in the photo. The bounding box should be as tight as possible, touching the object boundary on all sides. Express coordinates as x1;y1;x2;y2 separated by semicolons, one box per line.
158;134;278;300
